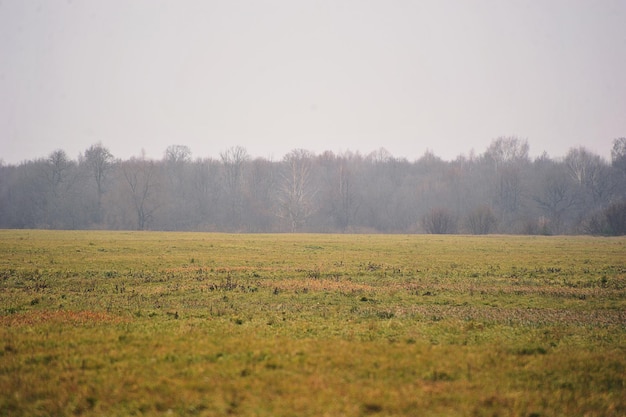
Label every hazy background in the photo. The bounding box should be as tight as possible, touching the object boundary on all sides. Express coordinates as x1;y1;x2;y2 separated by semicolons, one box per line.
1;0;625;164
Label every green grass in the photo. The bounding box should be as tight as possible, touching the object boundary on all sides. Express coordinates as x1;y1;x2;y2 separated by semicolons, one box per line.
1;230;625;416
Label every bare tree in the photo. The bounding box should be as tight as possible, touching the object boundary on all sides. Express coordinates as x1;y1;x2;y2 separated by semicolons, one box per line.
121;155;161;230
565;147;601;186
46;150;72;195
422;207;457;234
565;147;613;207
611;138;626;171
164;144;192;192
484;137;530;219
220;146;250;230
318;152;361;231
465;205;497;234
334;160;360;230
13;160;49;228
533;163;576;234
366;147;393;164
82;143;114;223
161;145;193;229
485;136;530;173
165;144;192;165
278;149;317;232
220;146;249;191
190;157;222;230
611;138;626;199
246;157;278;231
43;150;83;228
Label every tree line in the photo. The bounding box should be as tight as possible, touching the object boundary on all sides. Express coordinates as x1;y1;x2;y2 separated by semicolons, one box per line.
1;137;625;235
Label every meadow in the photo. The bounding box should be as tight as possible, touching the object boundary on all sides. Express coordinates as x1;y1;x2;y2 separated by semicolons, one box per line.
0;230;625;416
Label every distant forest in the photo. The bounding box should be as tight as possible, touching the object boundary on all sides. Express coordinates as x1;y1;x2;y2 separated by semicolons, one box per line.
2;137;626;235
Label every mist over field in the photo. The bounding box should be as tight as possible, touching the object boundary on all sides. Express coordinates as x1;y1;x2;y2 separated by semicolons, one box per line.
1;137;625;234
1;1;626;233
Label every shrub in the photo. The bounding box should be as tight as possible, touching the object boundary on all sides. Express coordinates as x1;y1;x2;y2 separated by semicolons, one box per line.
605;200;626;235
584;200;626;236
422;207;457;234
465;205;497;234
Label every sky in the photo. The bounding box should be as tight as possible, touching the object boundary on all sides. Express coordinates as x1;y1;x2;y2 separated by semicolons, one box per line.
1;0;625;164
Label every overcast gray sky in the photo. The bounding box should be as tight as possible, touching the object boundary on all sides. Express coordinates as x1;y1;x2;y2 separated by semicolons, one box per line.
1;0;625;164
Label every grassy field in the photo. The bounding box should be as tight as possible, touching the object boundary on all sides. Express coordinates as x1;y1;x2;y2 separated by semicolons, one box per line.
0;230;625;416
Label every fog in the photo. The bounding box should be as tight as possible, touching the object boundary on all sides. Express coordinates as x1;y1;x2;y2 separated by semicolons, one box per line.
1;139;625;234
